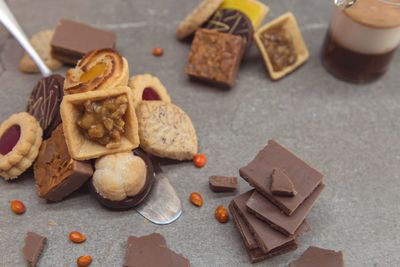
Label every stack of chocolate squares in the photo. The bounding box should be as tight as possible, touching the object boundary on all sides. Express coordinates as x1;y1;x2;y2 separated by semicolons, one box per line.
229;140;325;263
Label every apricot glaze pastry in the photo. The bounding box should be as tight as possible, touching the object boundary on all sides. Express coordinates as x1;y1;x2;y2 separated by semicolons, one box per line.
128;74;172;106
0;112;43;180
64;48;129;94
60;86;140;160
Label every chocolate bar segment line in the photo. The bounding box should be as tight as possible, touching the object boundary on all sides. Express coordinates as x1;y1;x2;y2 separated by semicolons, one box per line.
239;140;323;215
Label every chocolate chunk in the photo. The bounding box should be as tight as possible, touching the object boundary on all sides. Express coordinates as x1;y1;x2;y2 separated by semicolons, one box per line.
88;149;155;210
289;246;345;267
34;124;93;202
124;233;190;267
209;175;238;192
51;19;116;64
26;74;64;139
205;9;254;50
239;140;323;215
271;168;297;197
185;29;245;88
247;184;324;236
23;232;46;267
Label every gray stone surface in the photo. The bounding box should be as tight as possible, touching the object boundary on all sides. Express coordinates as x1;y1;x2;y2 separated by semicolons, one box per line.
0;0;399;266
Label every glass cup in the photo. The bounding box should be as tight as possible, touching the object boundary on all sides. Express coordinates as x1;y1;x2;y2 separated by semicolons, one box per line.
321;0;400;83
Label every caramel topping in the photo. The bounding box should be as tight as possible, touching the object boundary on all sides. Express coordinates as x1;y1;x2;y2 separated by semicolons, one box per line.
79;62;107;83
77;95;128;148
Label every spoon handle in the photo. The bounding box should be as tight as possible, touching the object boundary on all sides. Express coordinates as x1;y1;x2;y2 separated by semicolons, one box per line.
0;0;52;77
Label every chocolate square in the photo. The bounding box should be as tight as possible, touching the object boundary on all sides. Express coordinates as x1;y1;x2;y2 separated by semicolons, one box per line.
239;140;323;215
23;232;46;267
185;29;245;88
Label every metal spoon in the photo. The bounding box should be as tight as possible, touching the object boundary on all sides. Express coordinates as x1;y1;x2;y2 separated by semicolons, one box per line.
334;0;357;9
0;0;51;76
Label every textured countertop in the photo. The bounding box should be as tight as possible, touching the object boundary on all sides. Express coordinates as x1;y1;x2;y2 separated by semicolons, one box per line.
1;0;399;266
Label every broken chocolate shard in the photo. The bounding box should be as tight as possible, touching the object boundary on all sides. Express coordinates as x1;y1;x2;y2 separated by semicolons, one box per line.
209;176;238;192
271;168;297;197
23;232;47;267
289;246;345;267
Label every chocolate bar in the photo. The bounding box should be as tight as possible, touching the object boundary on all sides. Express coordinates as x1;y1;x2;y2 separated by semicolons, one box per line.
185;29;245;88
23;232;47;267
289;246;345;267
239;140;323;215
209;175;238;192
51;19;116;64
247;184;324;236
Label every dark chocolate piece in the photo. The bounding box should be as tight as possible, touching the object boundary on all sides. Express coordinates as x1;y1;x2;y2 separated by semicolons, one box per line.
23;232;46;267
205;9;254;50
289;246;345;267
239;140;323;215
26;74;64;139
124;233;190;267
232;190;297;253
271;168;297;197
209;175;238;192
247;184;324;236
51;19;116;64
185;29;245;88
34;124;93;202
88;149;155;210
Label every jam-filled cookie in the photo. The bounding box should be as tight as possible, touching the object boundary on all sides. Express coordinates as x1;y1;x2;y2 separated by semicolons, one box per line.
0;112;43;180
128;74;172;106
64;48;129;94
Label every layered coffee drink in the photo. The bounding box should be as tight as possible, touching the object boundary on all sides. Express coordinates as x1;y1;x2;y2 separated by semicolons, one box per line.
322;0;400;83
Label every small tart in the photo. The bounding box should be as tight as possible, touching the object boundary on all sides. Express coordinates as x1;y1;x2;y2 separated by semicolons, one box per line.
128;74;172;106
60;86;140;160
64;48;129;94
0;112;43;180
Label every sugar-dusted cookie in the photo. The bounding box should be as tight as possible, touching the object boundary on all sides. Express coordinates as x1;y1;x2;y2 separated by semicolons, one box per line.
19;30;63;74
136;101;198;161
128;74;171;106
0;112;43;180
176;0;224;40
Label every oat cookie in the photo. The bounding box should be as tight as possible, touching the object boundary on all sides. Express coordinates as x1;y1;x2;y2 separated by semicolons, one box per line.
176;0;224;40
136;101;198;161
19;30;63;74
128;74;171;106
0;112;43;180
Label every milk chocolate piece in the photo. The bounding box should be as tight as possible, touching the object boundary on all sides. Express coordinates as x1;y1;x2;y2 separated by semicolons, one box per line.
289;246;345;267
247;184;324;236
271;168;297;197
209;175;238;192
185;29;245;88
26;74;64;139
51;19;116;64
23;232;46;267
34;125;93;202
124;233;190;267
239;140;323;215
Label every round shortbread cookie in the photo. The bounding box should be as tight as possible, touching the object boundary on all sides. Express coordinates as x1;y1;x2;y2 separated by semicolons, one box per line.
128;74;172;106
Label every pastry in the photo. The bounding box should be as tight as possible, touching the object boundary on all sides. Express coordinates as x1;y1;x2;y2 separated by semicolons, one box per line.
176;0;224;40
219;0;269;29
26;74;64;139
64;48;129;94
89;149;155;210
34;124;93;202
254;12;309;80
60;86;140;160
19;30;63;74
0;112;43;180
128;74;172;105
136;101;198;161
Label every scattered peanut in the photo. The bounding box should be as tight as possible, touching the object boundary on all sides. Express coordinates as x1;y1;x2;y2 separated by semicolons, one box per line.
10;200;26;215
152;47;164;57
193;154;207;168
69;231;86;244
190;192;203;207
215;205;229;223
77;255;92;267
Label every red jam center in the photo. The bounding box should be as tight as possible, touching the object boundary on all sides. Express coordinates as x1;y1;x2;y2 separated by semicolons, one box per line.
142;87;161;101
0;125;21;155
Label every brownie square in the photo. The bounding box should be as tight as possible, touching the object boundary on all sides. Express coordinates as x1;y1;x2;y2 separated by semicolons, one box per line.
185;29;245;88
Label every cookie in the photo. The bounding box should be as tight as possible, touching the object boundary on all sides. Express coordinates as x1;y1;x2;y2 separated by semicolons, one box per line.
0;112;43;180
89;149;155;210
136;101;198;161
176;0;224;40
64;48;129;95
26;74;64;139
19;30;63;74
128;74;172;106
